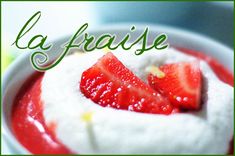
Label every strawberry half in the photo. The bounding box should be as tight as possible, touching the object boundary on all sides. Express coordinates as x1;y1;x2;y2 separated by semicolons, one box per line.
80;53;173;115
147;61;202;110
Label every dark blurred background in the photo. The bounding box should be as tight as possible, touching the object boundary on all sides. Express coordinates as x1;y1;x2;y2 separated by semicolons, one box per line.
96;1;233;48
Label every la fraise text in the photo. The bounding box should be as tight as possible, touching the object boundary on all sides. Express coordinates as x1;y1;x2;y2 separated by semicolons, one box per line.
12;11;169;71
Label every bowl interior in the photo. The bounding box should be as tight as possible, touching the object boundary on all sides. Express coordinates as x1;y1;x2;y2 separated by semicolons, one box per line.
2;24;234;154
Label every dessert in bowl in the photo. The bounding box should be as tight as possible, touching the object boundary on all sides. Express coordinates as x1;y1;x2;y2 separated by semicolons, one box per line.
2;25;234;154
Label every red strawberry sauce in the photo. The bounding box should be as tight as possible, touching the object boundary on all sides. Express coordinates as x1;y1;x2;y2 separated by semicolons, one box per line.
11;73;72;154
11;48;233;154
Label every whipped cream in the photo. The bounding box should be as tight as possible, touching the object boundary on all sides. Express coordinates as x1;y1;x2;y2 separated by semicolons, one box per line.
41;47;234;154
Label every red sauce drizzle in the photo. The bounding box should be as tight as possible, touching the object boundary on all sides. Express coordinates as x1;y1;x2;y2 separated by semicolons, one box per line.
11;48;233;154
11;73;72;154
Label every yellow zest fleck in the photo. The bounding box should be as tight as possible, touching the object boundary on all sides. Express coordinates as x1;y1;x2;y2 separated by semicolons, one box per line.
74;50;85;57
101;38;110;53
81;112;93;122
146;65;165;78
103;46;110;53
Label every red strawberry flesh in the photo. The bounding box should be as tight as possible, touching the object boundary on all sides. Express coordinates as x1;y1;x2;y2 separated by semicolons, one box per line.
80;52;173;115
148;61;202;110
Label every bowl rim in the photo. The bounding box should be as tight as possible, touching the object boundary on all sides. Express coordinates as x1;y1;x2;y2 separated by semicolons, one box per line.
1;23;234;154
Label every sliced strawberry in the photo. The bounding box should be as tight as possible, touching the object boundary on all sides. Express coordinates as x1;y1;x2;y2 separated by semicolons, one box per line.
80;52;173;115
147;61;202;110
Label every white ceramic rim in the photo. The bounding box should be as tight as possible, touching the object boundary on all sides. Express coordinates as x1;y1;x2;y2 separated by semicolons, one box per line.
1;23;234;154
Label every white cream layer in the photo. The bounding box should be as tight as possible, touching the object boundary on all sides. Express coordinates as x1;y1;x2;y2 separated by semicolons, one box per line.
41;47;234;154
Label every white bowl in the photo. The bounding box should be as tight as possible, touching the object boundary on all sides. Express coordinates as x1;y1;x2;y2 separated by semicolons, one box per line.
2;24;234;154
